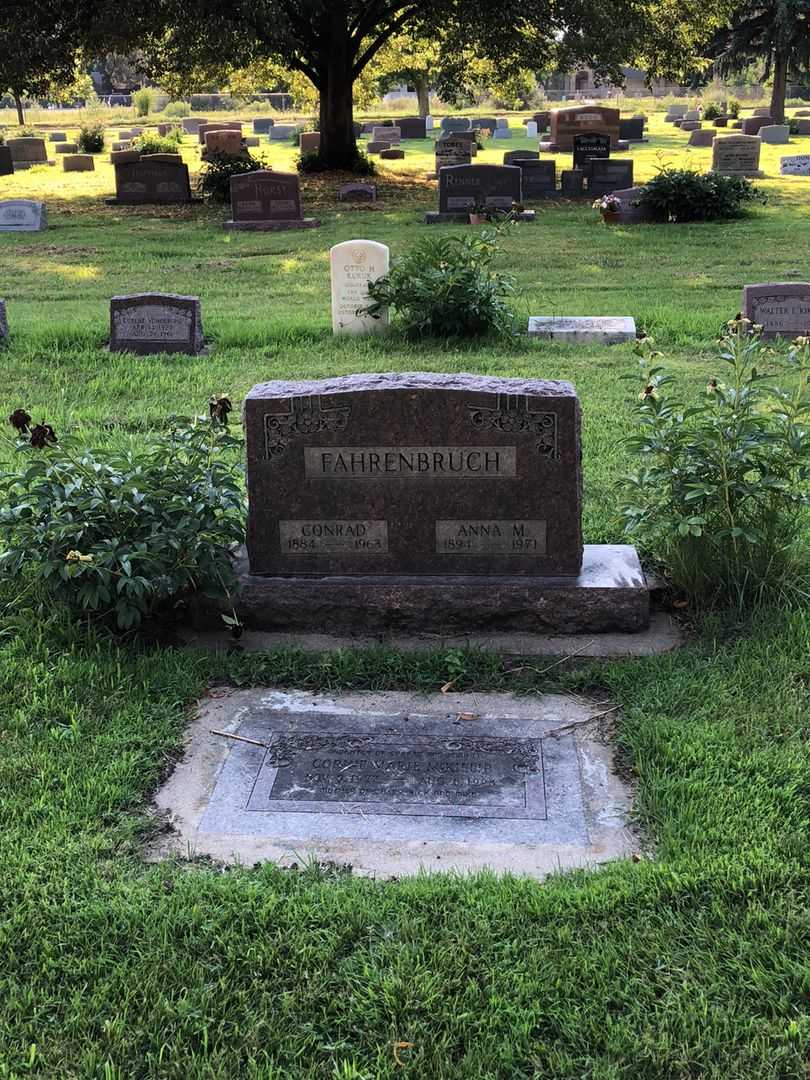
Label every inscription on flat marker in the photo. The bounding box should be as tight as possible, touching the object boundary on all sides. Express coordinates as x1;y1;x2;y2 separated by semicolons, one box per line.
303;446;517;479
245;731;547;820
436;520;547;554
280;520;388;554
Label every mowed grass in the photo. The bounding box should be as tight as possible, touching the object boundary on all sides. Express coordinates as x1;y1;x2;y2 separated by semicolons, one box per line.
1;109;810;1079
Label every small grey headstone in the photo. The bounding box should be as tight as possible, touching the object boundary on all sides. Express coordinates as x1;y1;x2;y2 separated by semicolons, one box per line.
48;132;67;142
528;316;636;345
0;199;47;231
109;293;204;355
759;125;790;144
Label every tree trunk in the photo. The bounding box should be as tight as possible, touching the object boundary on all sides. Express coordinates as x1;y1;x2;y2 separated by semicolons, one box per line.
13;92;25;126
318;8;359;169
415;76;430;117
769;46;788;123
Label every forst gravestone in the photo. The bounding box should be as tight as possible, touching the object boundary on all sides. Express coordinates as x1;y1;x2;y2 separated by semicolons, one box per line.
109;293;204;355
572;133;610;176
711;134;764;177
588;159;633;196
329;240;390;335
108;159;193;204
0;200;47;232
427;163;534;223
741;283;810;338
225;170;319;231
244;372;582;578
550;106;619;151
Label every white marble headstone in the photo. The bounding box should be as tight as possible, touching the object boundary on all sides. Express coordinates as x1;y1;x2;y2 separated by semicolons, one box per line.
0;200;47;232
526;121;538;137
330;240;390;335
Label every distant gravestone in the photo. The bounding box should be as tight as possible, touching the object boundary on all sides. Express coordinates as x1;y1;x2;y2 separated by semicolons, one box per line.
493;127;512;139
225;170;319;231
380;148;404;159
109;293;204;355
299;131;321;153
182;117;208;134
666;105;686;118
496;117;509;128
475;117;498;132
752;107;771;117
425;115;434;130
525;121;538;138
56;142;79;153
0;299;7;342
62;154;94;172
269;125;299;140
517;160;557;199
399;116;426;139
244;372;583;578
108;159;193;204
550;106;619;151
48;132;67;142
428;163;531;223
372;126;401;143
796;119;810;135
711;135;764;177
588;159;633;195
7;138;51;168
440;117;472;133
608;186;656;224
741;116;772;135
742;283;810;338
780;155;810;175
205;129;243;155
435;137;472;171
367;142;388;154
0;199;47;232
561;170;584;197
252;118;274;134
337;182;377;202
688;129;716;147
683;110;700;122
681;121;701;132
572;132;610;175
198;122;242;144
759;125;790;144
330;240;389;335
0;147;13;176
619;117;644;141
503;150;539;164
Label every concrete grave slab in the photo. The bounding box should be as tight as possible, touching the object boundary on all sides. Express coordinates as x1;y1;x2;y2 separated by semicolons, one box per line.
528;316;636;345
150;689;638;879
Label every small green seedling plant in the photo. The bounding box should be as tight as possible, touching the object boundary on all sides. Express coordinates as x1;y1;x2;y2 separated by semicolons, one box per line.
0;399;245;631
618;323;810;607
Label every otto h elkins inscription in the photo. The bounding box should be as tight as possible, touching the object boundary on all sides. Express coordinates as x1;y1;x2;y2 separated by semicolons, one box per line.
244;373;582;577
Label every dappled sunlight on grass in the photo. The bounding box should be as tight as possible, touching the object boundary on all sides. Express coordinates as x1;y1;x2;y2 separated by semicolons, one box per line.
51;263;100;282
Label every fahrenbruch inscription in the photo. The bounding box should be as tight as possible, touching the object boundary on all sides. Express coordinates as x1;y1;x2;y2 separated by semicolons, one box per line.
279;520;388;554
303;446;517;479
436;520;547;554
244;372;582;576
245;731;547;820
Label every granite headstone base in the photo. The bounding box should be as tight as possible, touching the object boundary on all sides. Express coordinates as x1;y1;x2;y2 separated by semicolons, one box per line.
190;544;650;634
425;209;535;224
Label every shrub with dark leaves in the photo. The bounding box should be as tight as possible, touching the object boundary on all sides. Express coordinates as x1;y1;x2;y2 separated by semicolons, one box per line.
198;151;265;202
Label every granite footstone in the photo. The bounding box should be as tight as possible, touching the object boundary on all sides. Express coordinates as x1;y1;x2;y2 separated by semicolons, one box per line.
109;293;204;355
528;316;636;345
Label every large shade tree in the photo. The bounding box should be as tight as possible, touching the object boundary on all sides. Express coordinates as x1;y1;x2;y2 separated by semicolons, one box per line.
707;0;810;122
130;0;723;168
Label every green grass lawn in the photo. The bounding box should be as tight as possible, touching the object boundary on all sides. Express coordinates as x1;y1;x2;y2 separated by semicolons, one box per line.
1;110;810;1078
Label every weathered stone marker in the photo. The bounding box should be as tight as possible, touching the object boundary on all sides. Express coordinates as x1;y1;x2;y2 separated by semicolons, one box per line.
227;372;649;633
711;134;764;177
0;199;47;232
329;240;389;335
741;283;810;339
225;170;319;230
109;293;204;355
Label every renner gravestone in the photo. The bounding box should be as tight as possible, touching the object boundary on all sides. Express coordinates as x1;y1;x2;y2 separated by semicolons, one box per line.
0;200;47;231
109;293;204;355
108;159;193;204
225;171;319;230
428;164;534;223
711;134;764;178
245;373;582;577
330;240;389;335
741;283;810;338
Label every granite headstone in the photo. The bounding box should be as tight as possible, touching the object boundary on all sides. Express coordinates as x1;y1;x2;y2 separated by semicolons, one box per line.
109;293;204;355
225;170;319;230
741;283;810;339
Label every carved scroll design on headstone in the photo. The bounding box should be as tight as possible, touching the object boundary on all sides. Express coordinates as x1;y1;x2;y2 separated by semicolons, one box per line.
263;396;350;461
467;394;559;460
264;732;542;770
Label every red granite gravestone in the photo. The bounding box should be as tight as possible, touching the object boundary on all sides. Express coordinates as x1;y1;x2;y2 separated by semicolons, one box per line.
551;106;620;151
225;170;319;230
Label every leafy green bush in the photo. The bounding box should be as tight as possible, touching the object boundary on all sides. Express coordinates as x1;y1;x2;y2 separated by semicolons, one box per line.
702;102;723;121
366;228;518;339
77;123;105;153
618;327;810;608
133;87;154;117
727;98;740;118
198;151;264;202
636;167;762;222
132;130;182;155
164;100;191;118
0;405;245;631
